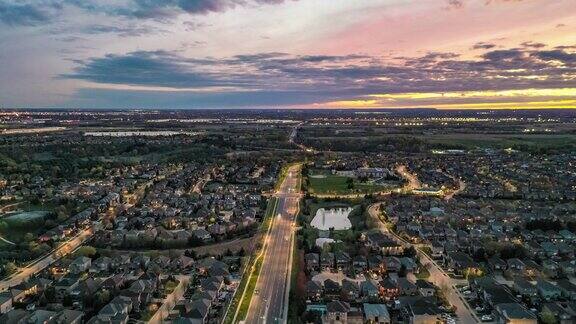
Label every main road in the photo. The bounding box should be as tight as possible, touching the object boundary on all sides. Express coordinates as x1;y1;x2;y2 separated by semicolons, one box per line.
244;164;301;324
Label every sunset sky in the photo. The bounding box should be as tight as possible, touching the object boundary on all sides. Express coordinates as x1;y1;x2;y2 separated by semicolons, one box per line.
1;0;576;109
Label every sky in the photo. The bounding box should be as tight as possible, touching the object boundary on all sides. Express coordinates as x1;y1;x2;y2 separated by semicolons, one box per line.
1;0;576;109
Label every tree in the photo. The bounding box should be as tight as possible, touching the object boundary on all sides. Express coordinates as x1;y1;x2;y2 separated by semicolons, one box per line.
63;294;73;307
94;290;111;309
76;246;97;258
55;205;69;223
399;264;408;277
188;236;203;247
346;178;354;189
184;249;198;259
526;219;562;232
404;246;417;258
23;232;35;242
473;248;487;262
4;262;17;275
541;309;558;324
437;283;450;305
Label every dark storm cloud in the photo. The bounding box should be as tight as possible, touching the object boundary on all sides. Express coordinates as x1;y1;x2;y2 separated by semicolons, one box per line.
405;52;461;67
0;0;297;26
62;47;576;108
532;50;576;64
482;49;524;61
62;51;257;88
0;1;60;26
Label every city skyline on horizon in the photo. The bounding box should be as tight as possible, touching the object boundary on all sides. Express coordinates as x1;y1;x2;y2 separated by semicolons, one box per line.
2;0;576;110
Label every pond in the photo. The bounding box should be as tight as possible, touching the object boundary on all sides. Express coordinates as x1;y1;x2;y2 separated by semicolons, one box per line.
310;207;353;230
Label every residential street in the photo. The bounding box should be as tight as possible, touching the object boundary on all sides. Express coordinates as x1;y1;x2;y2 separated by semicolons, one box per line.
149;275;191;324
368;203;479;323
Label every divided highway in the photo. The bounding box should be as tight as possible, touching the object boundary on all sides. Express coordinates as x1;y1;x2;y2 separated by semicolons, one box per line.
244;164;301;324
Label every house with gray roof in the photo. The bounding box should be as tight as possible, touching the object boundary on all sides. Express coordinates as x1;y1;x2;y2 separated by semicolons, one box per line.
494;303;536;324
363;303;390;323
537;280;562;301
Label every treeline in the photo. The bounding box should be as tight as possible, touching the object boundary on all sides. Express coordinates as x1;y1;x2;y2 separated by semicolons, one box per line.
300;136;429;153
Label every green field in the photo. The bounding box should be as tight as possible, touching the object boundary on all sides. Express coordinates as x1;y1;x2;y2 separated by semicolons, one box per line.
307;174;395;195
308;175;350;193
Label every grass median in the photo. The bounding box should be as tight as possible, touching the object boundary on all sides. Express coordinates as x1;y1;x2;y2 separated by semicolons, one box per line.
274;162;299;191
236;253;264;320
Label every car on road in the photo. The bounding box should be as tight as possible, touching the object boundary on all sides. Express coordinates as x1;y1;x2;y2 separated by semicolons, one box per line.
442;315;456;324
481;315;493;322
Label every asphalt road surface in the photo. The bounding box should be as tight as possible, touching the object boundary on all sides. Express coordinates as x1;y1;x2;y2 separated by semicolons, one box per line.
245;165;301;324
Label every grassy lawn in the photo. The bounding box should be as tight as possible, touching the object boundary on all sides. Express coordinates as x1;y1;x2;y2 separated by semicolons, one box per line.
416;267;431;279
307;174;392;195
164;279;180;294
308;175;350;193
